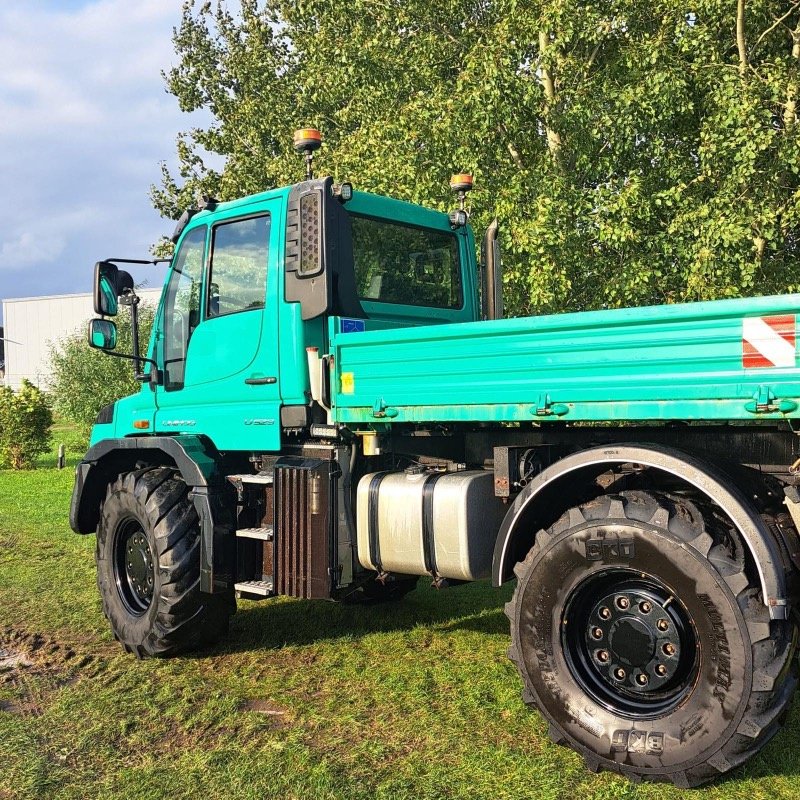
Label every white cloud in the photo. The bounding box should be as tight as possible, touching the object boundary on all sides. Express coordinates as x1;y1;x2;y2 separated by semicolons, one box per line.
0;231;66;271
0;0;208;307
0;0;181;133
0;204;113;271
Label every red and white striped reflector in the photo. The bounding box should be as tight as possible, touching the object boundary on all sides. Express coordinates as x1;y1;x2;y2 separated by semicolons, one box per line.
742;315;796;369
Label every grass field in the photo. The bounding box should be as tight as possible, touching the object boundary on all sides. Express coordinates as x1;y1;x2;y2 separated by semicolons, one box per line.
2;449;800;799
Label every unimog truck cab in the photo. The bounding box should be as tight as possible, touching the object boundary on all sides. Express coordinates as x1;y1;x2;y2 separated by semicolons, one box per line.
72;130;800;787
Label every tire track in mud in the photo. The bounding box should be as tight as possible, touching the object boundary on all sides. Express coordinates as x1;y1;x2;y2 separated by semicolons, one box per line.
0;626;104;717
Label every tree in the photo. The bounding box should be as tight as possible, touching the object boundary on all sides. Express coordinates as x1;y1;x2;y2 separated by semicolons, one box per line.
154;0;800;317
0;380;52;470
48;305;155;435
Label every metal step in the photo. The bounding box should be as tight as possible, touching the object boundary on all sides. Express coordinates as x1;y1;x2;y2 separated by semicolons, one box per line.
240;472;274;485
226;472;274;492
236;525;274;541
234;579;274;598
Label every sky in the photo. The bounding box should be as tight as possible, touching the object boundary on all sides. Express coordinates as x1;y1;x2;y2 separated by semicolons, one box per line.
0;0;212;322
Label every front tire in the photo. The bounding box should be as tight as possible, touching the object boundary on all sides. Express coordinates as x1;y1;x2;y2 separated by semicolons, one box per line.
506;491;797;787
96;466;233;657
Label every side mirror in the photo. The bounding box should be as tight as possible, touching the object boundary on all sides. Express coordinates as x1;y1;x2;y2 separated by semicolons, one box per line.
88;318;118;350
93;261;119;316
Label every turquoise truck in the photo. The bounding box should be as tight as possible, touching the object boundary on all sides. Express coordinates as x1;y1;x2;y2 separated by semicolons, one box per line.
71;130;800;787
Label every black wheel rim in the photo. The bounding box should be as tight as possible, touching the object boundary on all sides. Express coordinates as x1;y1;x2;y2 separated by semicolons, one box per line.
562;569;698;718
113;518;155;616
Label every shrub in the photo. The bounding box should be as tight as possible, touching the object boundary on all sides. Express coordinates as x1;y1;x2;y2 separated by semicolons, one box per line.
48;305;154;435
0;380;53;469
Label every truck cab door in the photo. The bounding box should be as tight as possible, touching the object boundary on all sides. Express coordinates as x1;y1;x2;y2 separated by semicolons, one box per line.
154;202;283;451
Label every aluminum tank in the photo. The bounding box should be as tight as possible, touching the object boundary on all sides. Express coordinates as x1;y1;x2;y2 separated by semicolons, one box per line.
356;468;507;581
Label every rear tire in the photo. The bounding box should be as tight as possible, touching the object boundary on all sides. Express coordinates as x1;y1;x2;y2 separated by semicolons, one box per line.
506;491;797;787
96;466;233;657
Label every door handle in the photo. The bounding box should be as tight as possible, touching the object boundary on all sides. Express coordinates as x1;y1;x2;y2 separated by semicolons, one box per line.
244;376;277;385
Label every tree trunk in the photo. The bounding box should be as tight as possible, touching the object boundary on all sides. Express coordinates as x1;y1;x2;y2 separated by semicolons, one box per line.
498;124;525;170
737;0;748;76
784;23;800;129
538;30;562;159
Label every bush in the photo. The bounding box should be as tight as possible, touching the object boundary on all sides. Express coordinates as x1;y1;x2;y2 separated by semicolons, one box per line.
0;380;53;469
49;304;155;435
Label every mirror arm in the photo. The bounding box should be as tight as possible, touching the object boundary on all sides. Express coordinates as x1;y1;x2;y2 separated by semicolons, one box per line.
119;289;147;379
99;349;161;384
116;290;160;384
105;257;171;265
130;293;142;375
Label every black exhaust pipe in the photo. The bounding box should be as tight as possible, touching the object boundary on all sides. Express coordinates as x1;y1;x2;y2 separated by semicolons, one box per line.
481;219;502;320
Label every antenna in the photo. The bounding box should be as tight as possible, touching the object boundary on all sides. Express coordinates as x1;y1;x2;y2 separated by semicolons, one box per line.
293;128;323;181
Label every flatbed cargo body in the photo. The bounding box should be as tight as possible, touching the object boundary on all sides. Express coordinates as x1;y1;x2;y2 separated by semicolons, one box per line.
331;293;800;424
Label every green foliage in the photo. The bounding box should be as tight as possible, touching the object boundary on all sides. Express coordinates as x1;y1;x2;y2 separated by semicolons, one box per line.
155;0;800;316
48;305;155;434
0;379;53;469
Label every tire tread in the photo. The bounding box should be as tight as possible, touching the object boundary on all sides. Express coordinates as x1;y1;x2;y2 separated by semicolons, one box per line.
507;490;798;788
96;466;233;657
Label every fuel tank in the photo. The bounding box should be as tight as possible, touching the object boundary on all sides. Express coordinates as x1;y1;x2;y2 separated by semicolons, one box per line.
356;468;506;581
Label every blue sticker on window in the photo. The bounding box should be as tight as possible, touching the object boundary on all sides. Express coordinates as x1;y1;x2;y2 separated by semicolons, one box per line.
341;318;366;334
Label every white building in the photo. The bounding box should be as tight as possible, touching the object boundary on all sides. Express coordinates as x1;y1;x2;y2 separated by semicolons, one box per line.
2;289;161;389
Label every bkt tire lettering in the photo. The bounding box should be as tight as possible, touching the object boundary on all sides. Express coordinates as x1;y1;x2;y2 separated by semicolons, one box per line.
584;537;635;562
611;729;664;755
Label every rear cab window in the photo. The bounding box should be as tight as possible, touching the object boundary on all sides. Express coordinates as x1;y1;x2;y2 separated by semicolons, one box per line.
337;189;477;328
350;215;462;310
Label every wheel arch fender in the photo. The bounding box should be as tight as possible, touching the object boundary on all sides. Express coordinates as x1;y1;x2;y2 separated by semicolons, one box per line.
69;435;231;594
70;435;219;534
491;443;788;620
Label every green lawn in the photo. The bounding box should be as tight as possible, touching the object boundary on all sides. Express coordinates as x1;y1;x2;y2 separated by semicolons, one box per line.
1;460;799;799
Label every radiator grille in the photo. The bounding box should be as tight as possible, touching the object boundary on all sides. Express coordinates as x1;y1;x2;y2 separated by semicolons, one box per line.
274;461;331;599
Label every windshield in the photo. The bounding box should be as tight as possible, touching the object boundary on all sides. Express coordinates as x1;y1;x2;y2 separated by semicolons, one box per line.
350;215;462;309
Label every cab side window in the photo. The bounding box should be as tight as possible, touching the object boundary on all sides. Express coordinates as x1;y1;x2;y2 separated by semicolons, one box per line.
207;215;270;318
163;226;206;391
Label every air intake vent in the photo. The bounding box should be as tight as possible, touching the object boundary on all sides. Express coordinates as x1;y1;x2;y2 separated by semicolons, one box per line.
274;458;332;599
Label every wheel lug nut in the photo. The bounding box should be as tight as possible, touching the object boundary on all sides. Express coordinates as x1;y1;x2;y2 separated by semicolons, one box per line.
639;601;652;613
657;618;669;631
656;664;667;676
663;642;676;656
636;673;649;686
616;596;630;610
614;667;626;680
596;650;609;663
591;627;603;640
599;607;611;620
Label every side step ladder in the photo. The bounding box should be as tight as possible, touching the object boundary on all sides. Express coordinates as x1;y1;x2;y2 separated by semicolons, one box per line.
227;472;277;600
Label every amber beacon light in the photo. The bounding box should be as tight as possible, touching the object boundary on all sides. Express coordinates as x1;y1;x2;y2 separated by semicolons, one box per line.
449;173;473;227
449;173;474;193
450;173;473;211
294;128;323;180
